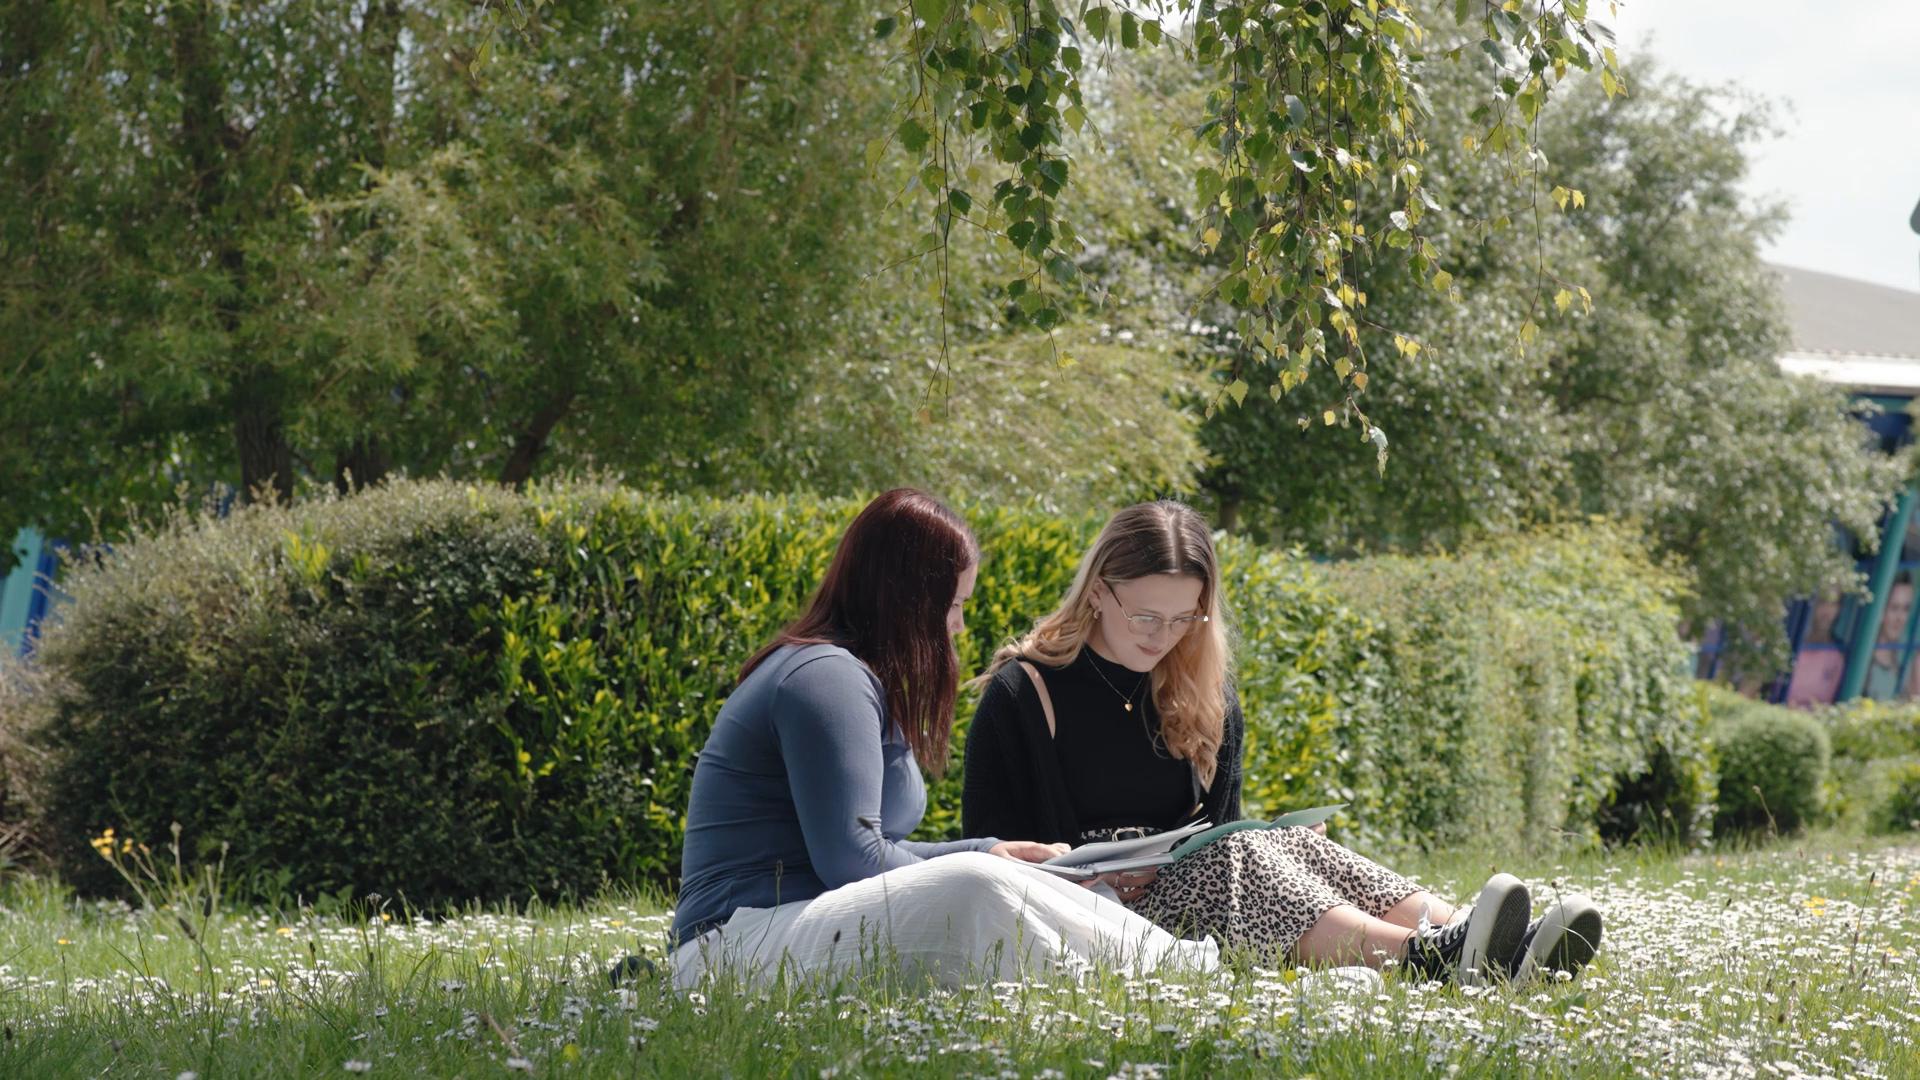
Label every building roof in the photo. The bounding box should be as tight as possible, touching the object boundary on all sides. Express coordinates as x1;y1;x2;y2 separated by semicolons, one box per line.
1773;264;1920;394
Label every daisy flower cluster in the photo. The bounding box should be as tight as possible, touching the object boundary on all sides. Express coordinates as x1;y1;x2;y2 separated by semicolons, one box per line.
1;844;1914;1077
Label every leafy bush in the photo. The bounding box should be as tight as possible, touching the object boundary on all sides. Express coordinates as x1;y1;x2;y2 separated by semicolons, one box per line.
1315;554;1538;851
1707;689;1830;835
1315;524;1711;852
23;480;1704;904
1218;541;1377;844
1868;760;1920;835
0;656;47;871
1817;699;1920;763
1806;700;1920;829
1491;529;1715;848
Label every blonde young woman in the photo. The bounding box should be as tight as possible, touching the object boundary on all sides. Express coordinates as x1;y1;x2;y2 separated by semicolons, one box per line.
961;501;1602;983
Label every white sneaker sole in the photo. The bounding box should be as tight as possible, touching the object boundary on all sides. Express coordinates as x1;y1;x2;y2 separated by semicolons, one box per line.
1459;873;1531;986
1514;895;1603;983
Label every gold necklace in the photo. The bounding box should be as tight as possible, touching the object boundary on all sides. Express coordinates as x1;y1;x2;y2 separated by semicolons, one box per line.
1086;649;1148;713
1086;652;1172;758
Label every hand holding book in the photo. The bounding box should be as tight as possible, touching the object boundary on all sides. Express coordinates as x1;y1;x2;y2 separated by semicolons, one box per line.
1031;804;1347;881
1089;866;1159;902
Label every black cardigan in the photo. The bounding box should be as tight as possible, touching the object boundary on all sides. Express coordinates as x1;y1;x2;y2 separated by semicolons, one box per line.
960;657;1244;845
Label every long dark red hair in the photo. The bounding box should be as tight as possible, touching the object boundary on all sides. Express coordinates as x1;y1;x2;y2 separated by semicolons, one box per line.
740;489;979;774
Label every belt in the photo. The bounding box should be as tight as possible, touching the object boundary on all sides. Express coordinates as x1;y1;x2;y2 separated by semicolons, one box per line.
1078;825;1161;844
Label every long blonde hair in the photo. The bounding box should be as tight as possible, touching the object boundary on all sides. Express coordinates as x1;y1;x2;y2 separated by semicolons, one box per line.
979;501;1232;786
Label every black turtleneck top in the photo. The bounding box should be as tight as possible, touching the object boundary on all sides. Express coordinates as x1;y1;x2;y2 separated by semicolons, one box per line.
960;646;1244;846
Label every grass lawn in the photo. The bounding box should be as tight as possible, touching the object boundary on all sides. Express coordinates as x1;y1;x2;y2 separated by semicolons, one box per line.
1;832;1915;1078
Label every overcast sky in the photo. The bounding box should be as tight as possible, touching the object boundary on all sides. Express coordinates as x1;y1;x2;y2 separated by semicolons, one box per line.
1607;1;1920;292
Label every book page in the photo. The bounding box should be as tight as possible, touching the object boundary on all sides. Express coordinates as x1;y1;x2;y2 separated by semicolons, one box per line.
1028;850;1176;879
1032;805;1346;878
1041;819;1212;869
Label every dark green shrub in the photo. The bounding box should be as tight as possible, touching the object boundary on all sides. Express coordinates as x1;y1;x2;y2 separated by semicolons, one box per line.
1817;699;1920;763
0;656;46;871
1811;700;1920;829
26;480;1703;905
1868;760;1920;835
35;484;559;904
1708;689;1830;835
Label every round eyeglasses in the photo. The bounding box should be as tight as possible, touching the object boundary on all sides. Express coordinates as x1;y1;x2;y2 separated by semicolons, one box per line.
1101;579;1209;639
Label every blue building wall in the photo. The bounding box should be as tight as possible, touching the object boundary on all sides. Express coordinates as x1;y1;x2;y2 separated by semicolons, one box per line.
1698;395;1920;706
0;528;60;658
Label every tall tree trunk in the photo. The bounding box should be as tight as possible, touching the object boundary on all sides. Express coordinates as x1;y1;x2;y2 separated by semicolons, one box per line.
1;2;65;380
325;1;407;477
1217;493;1242;534
234;373;294;503
357;1;402;170
499;391;576;490
2;3;63;201
333;438;391;494
175;1;293;503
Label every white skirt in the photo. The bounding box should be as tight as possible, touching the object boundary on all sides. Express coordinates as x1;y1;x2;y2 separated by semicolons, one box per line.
671;851;1220;989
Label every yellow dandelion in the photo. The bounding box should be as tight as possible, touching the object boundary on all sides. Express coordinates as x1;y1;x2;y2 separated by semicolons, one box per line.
609;920;625;928
276;927;295;936
56;938;71;946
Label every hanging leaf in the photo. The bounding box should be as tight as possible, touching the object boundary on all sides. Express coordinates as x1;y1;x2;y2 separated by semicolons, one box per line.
1083;7;1110;42
896;118;931;154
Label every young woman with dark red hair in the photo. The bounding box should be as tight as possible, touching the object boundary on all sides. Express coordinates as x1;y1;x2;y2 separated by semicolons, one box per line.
669;489;1217;988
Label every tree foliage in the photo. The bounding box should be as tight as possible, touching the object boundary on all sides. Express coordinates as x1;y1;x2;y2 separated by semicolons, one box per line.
0;0;882;554
738;50;1223;510
877;0;1623;463
1198;60;1910;666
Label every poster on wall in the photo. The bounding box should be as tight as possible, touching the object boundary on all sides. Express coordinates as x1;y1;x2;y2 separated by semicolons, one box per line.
1784;596;1847;707
1862;572;1916;700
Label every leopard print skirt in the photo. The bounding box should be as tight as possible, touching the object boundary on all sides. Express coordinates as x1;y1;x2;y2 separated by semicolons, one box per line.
1132;827;1424;961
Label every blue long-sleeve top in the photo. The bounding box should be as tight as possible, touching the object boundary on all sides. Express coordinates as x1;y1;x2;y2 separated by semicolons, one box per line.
672;643;1001;945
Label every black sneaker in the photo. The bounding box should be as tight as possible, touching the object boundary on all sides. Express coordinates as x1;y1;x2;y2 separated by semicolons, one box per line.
1509;895;1602;983
1403;873;1530;985
607;954;658;988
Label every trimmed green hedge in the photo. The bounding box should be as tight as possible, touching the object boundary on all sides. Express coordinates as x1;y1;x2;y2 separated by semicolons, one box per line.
17;481;1706;906
1303;526;1713;852
1868;760;1920;835
1705;688;1829;835
1820;699;1920;763
1812;699;1920;833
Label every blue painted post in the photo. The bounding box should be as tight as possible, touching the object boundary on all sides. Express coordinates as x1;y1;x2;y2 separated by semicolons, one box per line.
1840;487;1919;702
0;528;45;657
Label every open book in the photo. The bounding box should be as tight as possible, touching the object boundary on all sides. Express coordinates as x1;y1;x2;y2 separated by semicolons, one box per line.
1031;804;1347;880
